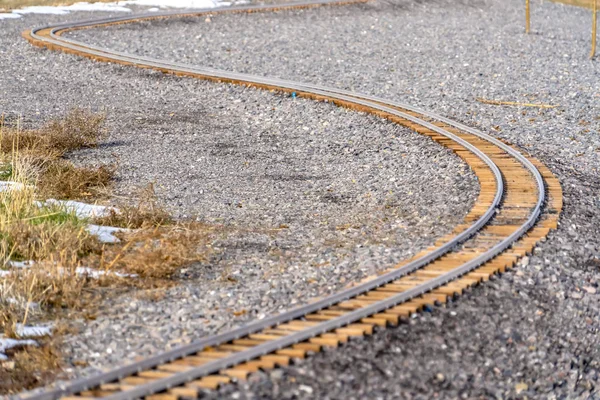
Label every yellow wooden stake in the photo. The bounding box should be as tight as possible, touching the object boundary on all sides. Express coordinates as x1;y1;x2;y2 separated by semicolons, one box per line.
591;0;597;58
526;0;531;33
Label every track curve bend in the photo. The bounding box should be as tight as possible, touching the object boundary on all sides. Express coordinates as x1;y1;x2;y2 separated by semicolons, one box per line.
22;1;562;399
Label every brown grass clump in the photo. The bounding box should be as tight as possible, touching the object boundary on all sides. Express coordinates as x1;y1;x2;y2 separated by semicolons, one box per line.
37;160;114;200
0;111;110;394
0;111;221;394
41;108;106;154
0;180;98;335
1;109;113;200
6;221;101;263
0;340;62;395
93;183;172;229
0;109;106;158
95;223;216;279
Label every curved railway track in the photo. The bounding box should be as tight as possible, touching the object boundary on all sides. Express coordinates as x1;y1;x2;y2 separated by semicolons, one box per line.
22;1;562;399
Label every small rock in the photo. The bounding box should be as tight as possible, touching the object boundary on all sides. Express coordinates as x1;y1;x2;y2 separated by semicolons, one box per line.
515;382;528;394
582;286;596;294
299;385;313;394
2;361;15;370
270;369;284;380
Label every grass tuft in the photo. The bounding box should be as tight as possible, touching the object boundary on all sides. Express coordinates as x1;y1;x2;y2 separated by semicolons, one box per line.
0;109;106;159
0;110;221;394
1;109;113;200
97;223;216;279
37;160;114;200
0;338;62;395
93;183;172;229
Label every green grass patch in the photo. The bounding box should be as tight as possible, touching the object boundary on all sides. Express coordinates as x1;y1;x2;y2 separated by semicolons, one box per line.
0;164;13;181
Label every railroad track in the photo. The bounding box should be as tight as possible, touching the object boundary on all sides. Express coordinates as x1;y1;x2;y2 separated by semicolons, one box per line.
22;1;562;399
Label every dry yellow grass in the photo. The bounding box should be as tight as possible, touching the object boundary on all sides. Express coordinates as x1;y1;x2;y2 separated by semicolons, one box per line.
0;111;221;394
93;183;173;229
0;337;62;394
98;222;217;279
1;109;113;200
0;0;117;12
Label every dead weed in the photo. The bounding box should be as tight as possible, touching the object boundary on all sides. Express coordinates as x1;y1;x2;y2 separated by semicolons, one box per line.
0;110;222;395
93;183;172;229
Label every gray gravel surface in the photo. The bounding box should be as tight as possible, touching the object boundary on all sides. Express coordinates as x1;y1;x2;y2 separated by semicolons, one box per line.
61;0;600;398
0;4;478;387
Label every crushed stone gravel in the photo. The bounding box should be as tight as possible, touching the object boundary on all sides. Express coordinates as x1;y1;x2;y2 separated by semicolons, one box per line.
0;3;478;386
61;0;600;398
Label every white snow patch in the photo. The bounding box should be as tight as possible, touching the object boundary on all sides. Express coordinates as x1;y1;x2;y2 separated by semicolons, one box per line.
41;199;116;219
0;13;22;19
76;266;137;278
118;0;220;8
50;2;131;11
7;260;34;269
0;338;38;361
5;0;228;19
4;297;40;309
86;224;129;243
0;181;27;192
1;261;136;279
12;2;131;15
0;338;38;353
15;324;52;338
13;6;69;14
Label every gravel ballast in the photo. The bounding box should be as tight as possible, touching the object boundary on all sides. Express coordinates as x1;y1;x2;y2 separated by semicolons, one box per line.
1;4;478;385
58;0;600;398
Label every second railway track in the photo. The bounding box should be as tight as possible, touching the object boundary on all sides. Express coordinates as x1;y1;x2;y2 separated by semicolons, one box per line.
22;1;562;399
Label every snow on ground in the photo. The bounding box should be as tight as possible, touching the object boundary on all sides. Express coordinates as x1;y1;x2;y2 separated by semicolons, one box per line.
0;13;22;19
1;261;138;279
0;338;38;360
76;266;137;278
0;0;228;20
0;325;52;360
0;187;133;276
11;3;131;14
15;324;52;338
41;199;116;219
0;181;27;192
86;224;129;243
119;0;228;8
6;260;35;269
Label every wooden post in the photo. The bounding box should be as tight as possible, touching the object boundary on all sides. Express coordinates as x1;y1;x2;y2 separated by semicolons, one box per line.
591;0;597;58
526;0;531;33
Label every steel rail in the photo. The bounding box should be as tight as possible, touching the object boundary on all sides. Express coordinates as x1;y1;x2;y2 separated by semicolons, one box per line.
23;2;546;398
25;29;506;400
44;16;545;211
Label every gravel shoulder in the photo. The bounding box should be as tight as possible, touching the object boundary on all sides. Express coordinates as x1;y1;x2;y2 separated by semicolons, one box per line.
1;4;478;384
60;0;600;398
